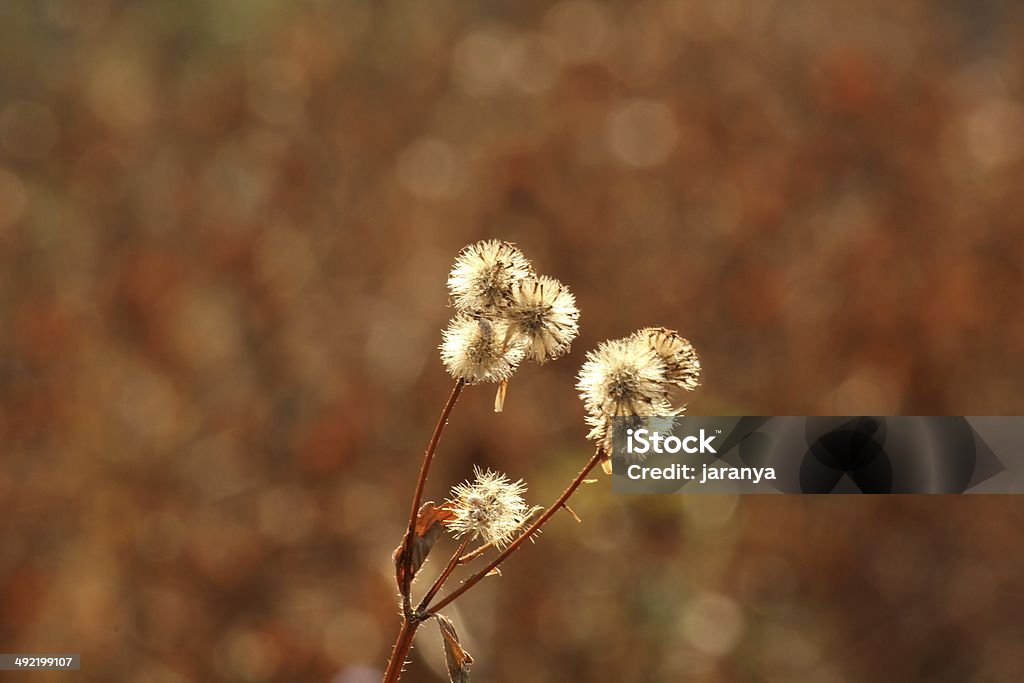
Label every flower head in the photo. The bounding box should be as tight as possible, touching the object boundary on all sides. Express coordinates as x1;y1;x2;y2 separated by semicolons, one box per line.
578;330;699;473
441;315;525;383
576;336;671;418
447;240;534;314
445;467;532;549
632;327;701;391
506;275;580;364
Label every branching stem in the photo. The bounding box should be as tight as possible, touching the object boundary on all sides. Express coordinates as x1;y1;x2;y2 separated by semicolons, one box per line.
416;537;471;617
424;448;604;615
397;379;465;614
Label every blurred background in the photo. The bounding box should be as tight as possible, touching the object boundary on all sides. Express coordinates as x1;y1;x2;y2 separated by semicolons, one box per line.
3;0;1024;681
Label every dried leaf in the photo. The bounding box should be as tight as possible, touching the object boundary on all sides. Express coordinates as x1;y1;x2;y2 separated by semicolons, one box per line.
416;501;455;535
561;503;582;523
493;379;508;413
435;614;473;683
395;502;456;593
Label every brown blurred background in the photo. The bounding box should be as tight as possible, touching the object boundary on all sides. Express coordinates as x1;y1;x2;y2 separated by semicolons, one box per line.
3;0;1024;681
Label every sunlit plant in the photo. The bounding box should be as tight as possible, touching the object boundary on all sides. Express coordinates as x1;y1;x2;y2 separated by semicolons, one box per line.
383;240;701;683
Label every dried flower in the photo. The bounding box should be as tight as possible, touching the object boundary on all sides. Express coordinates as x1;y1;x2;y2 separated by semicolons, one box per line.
578;331;699;473
506;275;580;364
441;315;525;383
632;327;701;391
445;467;532;549
576;336;671;418
447;240;534;314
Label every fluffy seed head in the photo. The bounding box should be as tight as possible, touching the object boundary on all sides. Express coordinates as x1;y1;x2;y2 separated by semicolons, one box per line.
440;315;526;383
632;327;701;391
578;330;700;470
506;275;580;363
445;467;531;549
576;336;671;418
447;240;534;314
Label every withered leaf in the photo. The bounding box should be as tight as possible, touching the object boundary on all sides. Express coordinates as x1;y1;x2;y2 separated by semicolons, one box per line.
493;379;508;413
561;503;582;523
415;501;455;535
394;502;455;594
435;613;473;683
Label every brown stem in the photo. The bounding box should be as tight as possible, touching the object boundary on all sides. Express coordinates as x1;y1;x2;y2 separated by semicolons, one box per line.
407;379;466;535
398;379;465;612
424;448;604;615
381;617;421;683
457;505;543;563
416;537;471;615
458;540;495;564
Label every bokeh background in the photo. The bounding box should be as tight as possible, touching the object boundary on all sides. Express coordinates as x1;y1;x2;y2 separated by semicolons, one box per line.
3;0;1024;681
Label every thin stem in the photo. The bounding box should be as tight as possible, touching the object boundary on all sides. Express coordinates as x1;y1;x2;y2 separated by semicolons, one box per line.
457;505;543;564
406;379;466;534
384;379;466;683
424;448;604;615
381;617;421;683
398;379;465;612
458;540;495;564
416;537;471;615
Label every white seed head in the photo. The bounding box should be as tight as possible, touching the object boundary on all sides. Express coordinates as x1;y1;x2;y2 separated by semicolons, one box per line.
506;275;580;364
445;467;531;549
632;327;701;391
578;332;696;468
576;336;670;418
447;240;534;314
440;315;526;383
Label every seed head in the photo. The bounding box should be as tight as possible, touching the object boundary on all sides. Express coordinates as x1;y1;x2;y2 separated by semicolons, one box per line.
447;240;534;314
506;275;580;364
440;315;525;384
578;331;698;472
632;327;701;391
576;336;671;418
445;467;532;549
